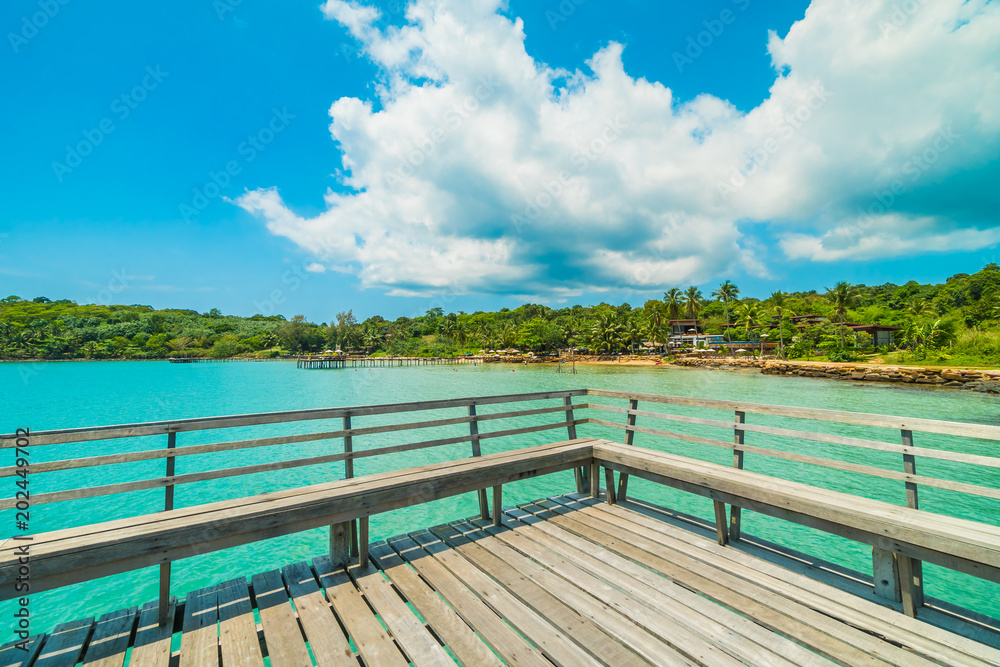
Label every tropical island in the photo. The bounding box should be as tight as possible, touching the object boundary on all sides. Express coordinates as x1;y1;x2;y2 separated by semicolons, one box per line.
2;265;999;368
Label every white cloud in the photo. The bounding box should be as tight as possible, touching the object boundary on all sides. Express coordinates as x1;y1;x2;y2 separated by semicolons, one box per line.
304;262;328;273
237;0;1000;295
780;215;1000;262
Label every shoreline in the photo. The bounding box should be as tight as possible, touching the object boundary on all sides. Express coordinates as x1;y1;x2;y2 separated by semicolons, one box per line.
669;356;1000;393
5;355;999;394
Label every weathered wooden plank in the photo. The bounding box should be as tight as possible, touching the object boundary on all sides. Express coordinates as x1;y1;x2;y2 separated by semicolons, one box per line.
81;606;137;666
511;503;827;667
388;535;552;667
130;598;177;667
539;499;882;665
34;617;93;667
0;634;43;667
609;496;1000;666
250;569;312;667
313;556;410;667
458;519;744;667
431;522;659;666
347;559;455;667
216;579;264;667
369;541;503;667
407;529;602;667
180;585;219;666
543;497;939;667
281;561;354;667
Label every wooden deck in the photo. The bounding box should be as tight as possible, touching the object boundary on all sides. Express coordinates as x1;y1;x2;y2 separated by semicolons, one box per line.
4;493;998;667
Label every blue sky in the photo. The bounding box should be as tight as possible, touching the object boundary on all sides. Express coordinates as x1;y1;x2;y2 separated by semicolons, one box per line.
2;0;998;323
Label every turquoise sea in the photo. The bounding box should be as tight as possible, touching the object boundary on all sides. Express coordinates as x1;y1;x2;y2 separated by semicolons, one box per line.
2;360;999;636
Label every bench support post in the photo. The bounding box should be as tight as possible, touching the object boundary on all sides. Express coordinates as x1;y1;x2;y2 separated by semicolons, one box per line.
590;461;600;498
617;398;639;501
730;411;745;542
493;485;503;527
158;562;171;626
604;467;616;505
713;500;729;546
330;521;352;568
575;465;591;495
898;553;921;618
872;546;901;603
358;516;369;568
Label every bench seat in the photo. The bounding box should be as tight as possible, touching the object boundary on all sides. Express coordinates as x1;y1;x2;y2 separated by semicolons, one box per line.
594;441;1000;585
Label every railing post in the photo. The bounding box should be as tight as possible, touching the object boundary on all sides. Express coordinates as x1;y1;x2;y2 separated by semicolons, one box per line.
344;414;359;558
565;395;590;494
729;411;745;542
330;414;357;567
899;428;924;614
617;398;638;500
158;431;177;626
469;404;490;520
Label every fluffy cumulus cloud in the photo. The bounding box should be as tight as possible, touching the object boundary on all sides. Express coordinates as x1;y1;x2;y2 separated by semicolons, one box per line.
237;0;1000;297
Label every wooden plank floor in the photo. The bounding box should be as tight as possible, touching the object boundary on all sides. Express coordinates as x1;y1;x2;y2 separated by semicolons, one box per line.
3;494;1000;666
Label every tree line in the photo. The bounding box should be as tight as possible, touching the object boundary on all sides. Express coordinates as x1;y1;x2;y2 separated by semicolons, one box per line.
2;265;999;365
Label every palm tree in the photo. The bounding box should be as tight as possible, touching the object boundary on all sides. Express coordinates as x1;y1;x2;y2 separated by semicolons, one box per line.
907;299;935;320
711;281;740;343
622;317;643;354
591;312;623;353
560;319;581;349
642;301;667;353
684;286;704;320
736;302;763;338
825;281;860;348
770;291;790;359
663;288;683;321
499;321;518;349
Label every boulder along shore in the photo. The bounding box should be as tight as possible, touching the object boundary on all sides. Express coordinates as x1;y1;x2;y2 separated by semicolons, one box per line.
670;357;1000;394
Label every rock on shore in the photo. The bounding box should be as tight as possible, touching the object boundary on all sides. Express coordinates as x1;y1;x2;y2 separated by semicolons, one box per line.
671;357;1000;392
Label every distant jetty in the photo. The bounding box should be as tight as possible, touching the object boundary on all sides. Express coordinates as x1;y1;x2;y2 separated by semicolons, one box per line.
297;355;483;369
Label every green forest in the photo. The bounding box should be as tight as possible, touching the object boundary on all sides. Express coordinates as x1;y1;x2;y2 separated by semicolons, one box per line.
3;265;1000;366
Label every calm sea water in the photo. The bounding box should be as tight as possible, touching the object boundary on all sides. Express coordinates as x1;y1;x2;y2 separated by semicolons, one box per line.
2;360;999;635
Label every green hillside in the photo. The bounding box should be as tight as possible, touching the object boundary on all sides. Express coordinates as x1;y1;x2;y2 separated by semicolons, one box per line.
3;265;999;366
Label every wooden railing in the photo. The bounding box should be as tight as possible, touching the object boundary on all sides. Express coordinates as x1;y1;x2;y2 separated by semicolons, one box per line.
3;387;999;620
0;389;590;514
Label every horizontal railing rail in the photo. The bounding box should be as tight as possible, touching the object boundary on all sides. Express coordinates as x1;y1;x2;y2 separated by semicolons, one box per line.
0;390;592;513
586;388;1000;440
0;389;590;448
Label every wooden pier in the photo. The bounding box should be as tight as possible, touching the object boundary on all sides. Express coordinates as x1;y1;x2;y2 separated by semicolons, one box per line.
3;389;1000;665
296;355;483;369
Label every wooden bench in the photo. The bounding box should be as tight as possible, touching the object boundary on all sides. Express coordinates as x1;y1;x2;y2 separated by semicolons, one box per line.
593;440;1000;617
0;438;595;623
